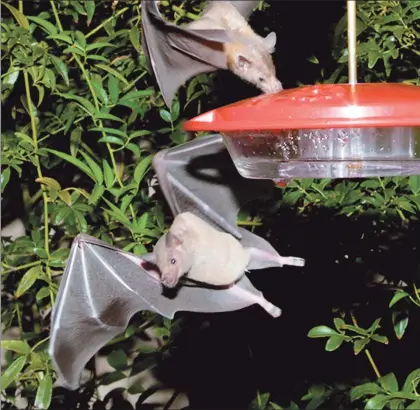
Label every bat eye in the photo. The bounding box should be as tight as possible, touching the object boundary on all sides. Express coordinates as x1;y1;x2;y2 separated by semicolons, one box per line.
259;77;265;82
170;258;176;265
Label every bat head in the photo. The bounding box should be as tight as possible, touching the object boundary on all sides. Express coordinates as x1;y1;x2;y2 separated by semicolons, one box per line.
153;231;193;288
227;32;283;95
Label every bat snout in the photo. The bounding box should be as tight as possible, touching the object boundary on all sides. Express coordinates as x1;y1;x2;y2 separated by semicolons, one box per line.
161;274;178;288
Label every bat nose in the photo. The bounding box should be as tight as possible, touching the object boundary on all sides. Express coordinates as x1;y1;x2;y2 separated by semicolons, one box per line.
161;275;177;288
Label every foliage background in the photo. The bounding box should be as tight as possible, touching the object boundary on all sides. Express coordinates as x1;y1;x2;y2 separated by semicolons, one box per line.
1;0;419;409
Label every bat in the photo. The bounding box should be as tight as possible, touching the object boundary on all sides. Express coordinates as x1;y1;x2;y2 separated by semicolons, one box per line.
141;0;283;108
154;211;305;288
49;134;305;390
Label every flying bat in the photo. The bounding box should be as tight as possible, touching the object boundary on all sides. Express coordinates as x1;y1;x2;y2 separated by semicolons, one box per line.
141;0;283;108
48;134;305;390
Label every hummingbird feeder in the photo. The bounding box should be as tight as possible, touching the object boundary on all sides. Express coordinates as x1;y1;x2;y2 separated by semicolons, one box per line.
182;1;420;180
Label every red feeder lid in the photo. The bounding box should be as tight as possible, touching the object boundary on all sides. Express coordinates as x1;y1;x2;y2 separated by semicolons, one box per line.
183;83;420;132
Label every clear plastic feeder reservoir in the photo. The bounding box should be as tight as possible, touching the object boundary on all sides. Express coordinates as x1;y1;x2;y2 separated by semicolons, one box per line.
183;83;420;179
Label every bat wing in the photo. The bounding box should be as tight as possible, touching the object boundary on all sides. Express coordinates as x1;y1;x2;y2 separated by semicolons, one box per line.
152;134;274;239
230;1;259;19
141;0;231;108
49;233;281;390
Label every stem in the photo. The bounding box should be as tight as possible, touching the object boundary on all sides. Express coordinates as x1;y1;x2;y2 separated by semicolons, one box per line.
86;7;129;39
73;54;136;220
163;390;180;410
31;336;50;352
50;0;63;32
15;303;23;331
2;260;42;275
350;312;381;379
18;0;22;12
23;70;54;306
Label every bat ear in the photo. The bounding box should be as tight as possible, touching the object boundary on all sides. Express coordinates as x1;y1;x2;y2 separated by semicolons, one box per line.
166;231;183;248
237;54;253;71
263;32;277;53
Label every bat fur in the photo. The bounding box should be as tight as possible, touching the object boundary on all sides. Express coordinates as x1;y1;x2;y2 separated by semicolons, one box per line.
141;0;283;107
154;212;305;288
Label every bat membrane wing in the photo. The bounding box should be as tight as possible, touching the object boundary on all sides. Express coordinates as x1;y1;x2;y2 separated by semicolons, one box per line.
152;134;273;239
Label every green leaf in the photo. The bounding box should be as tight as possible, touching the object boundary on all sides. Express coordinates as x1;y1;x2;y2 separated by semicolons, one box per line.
86;0;95;25
63;46;85;57
16;266;43;298
325;335;345;351
392;311;409;340
86;42;115;52
388;399;405;410
89;184;106;205
307;55;320;64
389;291;410;307
1;167;11;193
129;26;141;52
102;197;131;226
45;149;95;181
354;338;369;355
128;130;151;140
36;287;51;301
108;75;120;103
90;127;127;138
47;33;73;44
107;350;128;370
282;191;303;206
333;317;345;332
409;176;420;195
350;383;382;402
121;89;154;100
28;16;58;35
1;340;31;355
75;30;87;50
1;2;29;29
91;81;108;105
35;177;61;192
171;101;180;121
95;64;129;85
378;373;399;392
307;326;339;338
34;374;52;409
103;160;114;189
403;369;420;394
70;128;82;157
371;335;389;345
365;394;390;410
94;113;124;123
1;355;27;390
58;93;96;116
134;155;153;184
79;151;104;185
98;136;125;146
160;109;172;123
407;400;420;410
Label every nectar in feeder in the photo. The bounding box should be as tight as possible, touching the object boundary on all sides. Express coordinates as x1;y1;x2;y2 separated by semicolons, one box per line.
183;83;420;180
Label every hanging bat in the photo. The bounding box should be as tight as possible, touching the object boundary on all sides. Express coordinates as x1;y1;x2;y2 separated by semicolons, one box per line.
48;134;305;390
141;0;283;108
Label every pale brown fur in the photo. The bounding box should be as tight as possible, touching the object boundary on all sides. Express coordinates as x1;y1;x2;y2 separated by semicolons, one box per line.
153;212;250;288
186;1;283;94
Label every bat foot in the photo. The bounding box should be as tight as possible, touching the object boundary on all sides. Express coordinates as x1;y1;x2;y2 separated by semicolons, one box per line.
280;256;306;268
259;300;282;318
